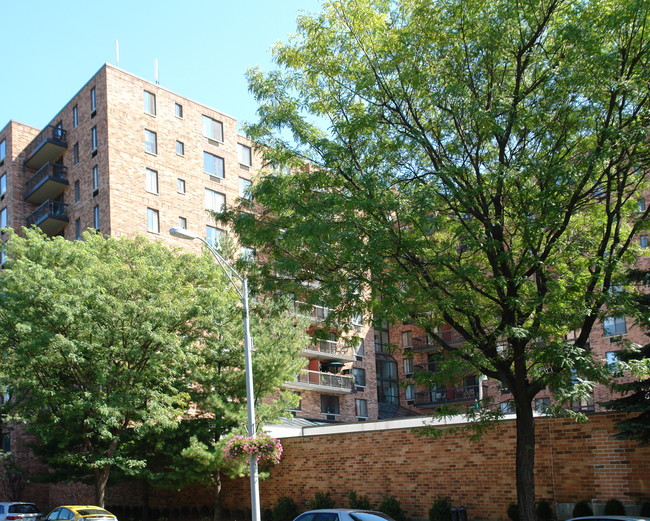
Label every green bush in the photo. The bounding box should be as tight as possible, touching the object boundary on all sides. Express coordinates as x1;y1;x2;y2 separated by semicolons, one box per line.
308;492;336;510
263;508;274;521
640;502;650;517
273;497;298;521
347;490;372;510
507;504;519;521
429;496;452;521
572;501;593;517
378;494;408;521
536;500;553;521
604;499;625;516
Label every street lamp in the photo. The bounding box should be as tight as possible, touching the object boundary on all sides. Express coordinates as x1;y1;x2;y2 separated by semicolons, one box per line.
169;227;260;521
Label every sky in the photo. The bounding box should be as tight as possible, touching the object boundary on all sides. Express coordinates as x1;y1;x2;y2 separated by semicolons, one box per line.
0;0;322;131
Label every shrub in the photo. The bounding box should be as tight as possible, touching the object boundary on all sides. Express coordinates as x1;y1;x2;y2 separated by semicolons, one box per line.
604;499;625;516
507;504;519;521
308;492;336;510
640;502;650;517
536;500;553;521
429;496;452;521
273;497;298;521
572;501;593;517
263;508;274;521
378;494;408;521
348;490;372;510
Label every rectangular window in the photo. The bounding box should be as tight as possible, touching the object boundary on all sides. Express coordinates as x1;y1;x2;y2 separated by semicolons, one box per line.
500;401;515;413
606;351;621;376
177;178;186;194
91;127;98;151
73;105;78;128
353;368;366;388
145;130;157;154
178;216;187;229
144;91;156;115
147;208;160;233
0;173;6;196
239;177;252;199
92;166;99;192
94;205;100;230
238;143;252;166
535;397;551;413
639;198;646;212
75;218;81;240
74;143;79;165
355;398;368;418
403;358;414;376
355;338;365;357
175;103;183;118
374;319;390;353
2;433;9;453
0;208;7;228
146;168;159;194
203;152;224;178
321;395;340;415
0;139;6;161
641;235;648;248
205;189;225;212
90;87;97;114
603;316;627;337
241;246;255;262
206;225;226;247
405;384;415;402
74;180;80;203
202;115;224;142
176;140;184;156
376;358;399;404
402;331;413;349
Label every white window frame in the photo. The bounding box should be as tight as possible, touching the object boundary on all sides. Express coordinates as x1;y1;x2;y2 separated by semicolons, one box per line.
175;103;183;118
73;105;78;128
177;178;186;194
403;358;414;376
206;225;226;248
603;316;627;337
176;140;184;156
91;126;98;151
146;168;159;195
0;139;5;161
178;216;187;229
92;166;99;191
239;177;252;199
0;207;7;228
147;208;160;234
93;205;100;230
355;398;368;418
238;143;252;166
144;90;156;116
202;115;223;142
203;152;224;178
405;384;415;402
0;173;6;196
90;87;97;113
205;189;225;212
145;129;157;155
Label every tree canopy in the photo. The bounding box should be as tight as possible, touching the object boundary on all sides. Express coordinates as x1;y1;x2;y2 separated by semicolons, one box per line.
223;1;650;519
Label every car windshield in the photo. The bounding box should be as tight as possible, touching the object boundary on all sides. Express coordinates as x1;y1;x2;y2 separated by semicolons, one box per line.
350;513;395;521
9;505;40;514
76;510;112;517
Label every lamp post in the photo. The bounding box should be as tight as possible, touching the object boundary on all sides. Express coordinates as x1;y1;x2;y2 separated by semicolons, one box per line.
169;227;261;521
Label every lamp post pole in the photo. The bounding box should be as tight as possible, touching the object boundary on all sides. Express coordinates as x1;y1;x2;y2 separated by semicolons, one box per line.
169;227;261;521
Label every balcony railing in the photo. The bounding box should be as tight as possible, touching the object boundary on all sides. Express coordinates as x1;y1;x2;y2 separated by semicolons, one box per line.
285;369;354;394
303;339;356;362
413;384;479;407
26;200;69;236
23;126;68;170
294;301;363;329
412;332;464;352
24;162;69;205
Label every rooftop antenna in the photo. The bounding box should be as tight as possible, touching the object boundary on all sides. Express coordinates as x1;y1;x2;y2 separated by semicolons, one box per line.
155;58;159;84
115;40;120;67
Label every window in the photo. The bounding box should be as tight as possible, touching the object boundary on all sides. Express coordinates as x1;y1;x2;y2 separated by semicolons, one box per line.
376;358;399;404
144;91;156;115
402;331;413;349
206;225;225;247
239;177;252;199
73;105;78;128
92;166;99;192
374;319;390;353
241;246;255;262
91;126;97;151
176;140;184;156
90;87;96;114
535;397;550;413
93;205;100;230
178;216;187;229
203;152;224;178
145;130;157;154
73;143;79;165
175;103;183;118
500;401;515;413
354;338;365;358
74;180;80;203
0;207;7;228
355;398;368;418
75;218;81;240
639;198;646;212
321;395;340;415
177;178;186;194
353;368;366;388
147;208;160;233
641;235;648;248
0;139;6;162
405;384;415;402
606;351;622;376
403;358;414;376
146;168;158;194
205;189;225;212
238;143;252;166
2;433;9;453
0;173;6;196
202;115;223;142
603;316;627;337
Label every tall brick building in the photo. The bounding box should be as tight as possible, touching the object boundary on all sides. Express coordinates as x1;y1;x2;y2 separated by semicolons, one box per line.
0;63;377;426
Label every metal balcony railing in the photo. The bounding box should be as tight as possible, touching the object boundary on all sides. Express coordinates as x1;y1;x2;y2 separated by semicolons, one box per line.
26;200;69;235
23;126;68;170
294;301;363;329
24;163;68;204
288;369;354;393
414;384;479;407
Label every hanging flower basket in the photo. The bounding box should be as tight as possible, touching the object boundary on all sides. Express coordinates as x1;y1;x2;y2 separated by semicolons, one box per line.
224;432;283;466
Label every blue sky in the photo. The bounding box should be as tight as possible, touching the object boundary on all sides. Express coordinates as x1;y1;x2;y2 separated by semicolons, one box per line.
1;0;322;131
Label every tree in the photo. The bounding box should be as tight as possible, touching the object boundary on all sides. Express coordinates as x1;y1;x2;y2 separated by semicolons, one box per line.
223;1;650;520
0;228;305;507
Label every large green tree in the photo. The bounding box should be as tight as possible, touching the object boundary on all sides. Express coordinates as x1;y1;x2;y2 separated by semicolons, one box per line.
224;1;650;519
0;228;306;507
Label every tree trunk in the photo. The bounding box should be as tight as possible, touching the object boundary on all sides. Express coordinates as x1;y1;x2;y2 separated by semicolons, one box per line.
515;400;536;521
94;466;111;508
213;471;223;521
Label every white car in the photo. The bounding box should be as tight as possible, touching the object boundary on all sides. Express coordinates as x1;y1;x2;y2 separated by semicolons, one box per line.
0;503;43;521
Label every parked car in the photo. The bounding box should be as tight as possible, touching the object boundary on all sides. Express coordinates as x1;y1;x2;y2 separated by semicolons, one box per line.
0;502;43;521
568;517;650;521
293;510;396;521
43;507;116;521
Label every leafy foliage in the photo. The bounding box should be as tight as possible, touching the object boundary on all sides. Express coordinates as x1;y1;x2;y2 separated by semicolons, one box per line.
348;490;372;510
378;495;407;521
429;497;452;521
572;502;593;517
604;499;625;516
308;492;336;510
535;501;553;521
273;497;299;521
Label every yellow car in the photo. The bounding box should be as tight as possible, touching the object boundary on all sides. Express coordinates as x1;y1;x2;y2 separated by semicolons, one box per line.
44;507;116;521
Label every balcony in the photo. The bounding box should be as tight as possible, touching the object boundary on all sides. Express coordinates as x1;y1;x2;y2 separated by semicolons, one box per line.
295;301;363;329
413;384;479;408
302;339;357;363
412;331;464;352
26;200;69;236
24;163;69;205
285;369;354;394
23;126;68;170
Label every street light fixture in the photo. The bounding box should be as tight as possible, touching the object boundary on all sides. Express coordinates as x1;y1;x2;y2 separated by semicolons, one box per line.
169;227;260;521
